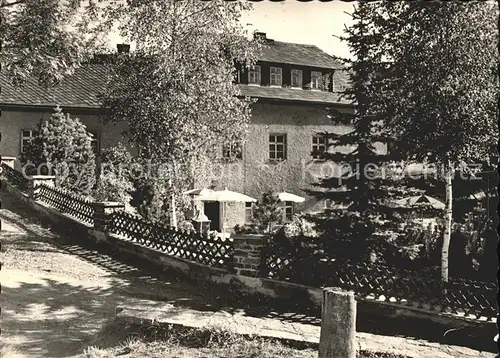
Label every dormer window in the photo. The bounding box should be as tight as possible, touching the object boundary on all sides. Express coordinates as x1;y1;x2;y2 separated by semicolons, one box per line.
291;69;303;88
248;65;261;85
270;67;282;87
311;71;322;90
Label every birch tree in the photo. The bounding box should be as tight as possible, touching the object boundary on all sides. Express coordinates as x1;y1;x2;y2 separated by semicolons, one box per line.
99;1;259;227
375;1;498;284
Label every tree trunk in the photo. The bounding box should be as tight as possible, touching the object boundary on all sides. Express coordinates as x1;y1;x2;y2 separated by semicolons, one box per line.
169;175;178;229
441;162;454;289
171;188;177;229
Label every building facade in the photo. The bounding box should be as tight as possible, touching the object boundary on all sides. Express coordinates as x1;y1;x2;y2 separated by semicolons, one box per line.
0;33;364;231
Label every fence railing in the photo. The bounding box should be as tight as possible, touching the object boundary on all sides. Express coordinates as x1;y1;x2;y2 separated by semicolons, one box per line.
36;184;95;225
107;211;234;269
1;163;29;192
263;241;498;320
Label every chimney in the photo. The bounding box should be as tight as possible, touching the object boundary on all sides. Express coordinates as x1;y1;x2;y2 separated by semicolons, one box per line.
253;31;267;40
117;44;130;53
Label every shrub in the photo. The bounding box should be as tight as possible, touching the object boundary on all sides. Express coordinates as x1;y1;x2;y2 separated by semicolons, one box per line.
92;143;135;211
250;191;284;234
283;215;318;239
179;220;195;233
233;224;260;234
22;105;96;194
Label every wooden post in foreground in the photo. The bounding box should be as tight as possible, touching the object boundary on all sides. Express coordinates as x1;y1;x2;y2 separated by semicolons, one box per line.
318;287;357;358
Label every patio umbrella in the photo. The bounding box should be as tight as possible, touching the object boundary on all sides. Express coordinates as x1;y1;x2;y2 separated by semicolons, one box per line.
194;188;257;237
277;191;305;203
194;188;257;203
469;190;486;200
183;187;215;196
393;194;445;210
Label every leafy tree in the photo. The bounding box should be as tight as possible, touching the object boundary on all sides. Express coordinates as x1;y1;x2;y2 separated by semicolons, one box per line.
22;105;96;194
307;2;408;262
0;0;103;87
373;1;498;284
99;0;259;228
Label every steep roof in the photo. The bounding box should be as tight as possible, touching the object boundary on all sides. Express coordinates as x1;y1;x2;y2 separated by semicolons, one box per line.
257;39;343;70
0;39;350;108
0;64;108;109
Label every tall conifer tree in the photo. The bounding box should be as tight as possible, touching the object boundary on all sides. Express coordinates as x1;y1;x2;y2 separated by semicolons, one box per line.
309;3;408;261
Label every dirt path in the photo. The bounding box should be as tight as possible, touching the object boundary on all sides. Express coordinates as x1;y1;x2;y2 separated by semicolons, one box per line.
0;192;223;358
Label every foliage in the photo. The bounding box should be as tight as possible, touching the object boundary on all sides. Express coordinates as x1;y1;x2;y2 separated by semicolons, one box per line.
22;105;96;194
0;0;104;87
233;224;260;235
282;215;318;239
129;179;159;220
99;0;260;225
179;220;195;233
250;191;284;234
371;1;498;283
307;2;407;260
390;220;443;266
377;1;498;167
455;208;493;272
92;143;135;210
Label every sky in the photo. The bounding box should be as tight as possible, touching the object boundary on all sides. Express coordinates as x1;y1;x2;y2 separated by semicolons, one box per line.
107;1;356;59
241;1;356;59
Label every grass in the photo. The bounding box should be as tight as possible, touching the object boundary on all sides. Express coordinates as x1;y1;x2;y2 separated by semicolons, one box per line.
83;321;409;358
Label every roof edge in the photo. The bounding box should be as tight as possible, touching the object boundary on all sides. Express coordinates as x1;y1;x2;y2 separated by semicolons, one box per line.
238;96;352;107
0;103;102;113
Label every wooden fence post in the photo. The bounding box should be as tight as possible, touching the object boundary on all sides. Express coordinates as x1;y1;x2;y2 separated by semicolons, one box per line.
318;287;357;358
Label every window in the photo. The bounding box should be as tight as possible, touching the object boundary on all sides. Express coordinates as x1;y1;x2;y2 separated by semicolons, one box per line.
248;65;261;85
312;135;328;159
20;129;39;153
311;71;322;90
291;69;303;88
88;131;100;155
269;134;287;161
284;201;294;222
245;202;253;223
222;142;242;160
270;67;282;86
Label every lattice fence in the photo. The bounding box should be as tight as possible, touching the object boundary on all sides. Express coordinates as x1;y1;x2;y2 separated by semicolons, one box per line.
1;163;29;192
263;241;497;320
107;211;234;269
36;184;94;225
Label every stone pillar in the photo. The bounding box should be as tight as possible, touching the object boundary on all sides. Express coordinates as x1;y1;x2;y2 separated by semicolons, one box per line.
318;287;357;358
29;175;55;200
232;233;267;277
92;201;125;232
1;156;16;169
